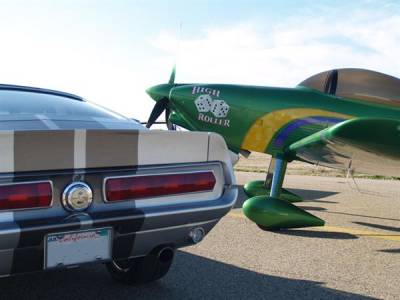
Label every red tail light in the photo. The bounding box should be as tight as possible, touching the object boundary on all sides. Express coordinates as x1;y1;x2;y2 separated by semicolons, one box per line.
0;182;52;210
105;172;216;202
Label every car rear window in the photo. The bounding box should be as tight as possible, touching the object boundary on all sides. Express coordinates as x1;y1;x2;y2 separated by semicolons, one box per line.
0;90;125;120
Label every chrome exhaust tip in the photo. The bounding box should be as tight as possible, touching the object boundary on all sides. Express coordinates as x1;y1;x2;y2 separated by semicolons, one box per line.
157;247;175;264
189;227;205;244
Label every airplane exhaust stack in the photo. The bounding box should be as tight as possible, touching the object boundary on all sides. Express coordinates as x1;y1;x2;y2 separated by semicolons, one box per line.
243;196;324;230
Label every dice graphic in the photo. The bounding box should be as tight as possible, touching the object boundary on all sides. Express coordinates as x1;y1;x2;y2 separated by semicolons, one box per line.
210;100;230;118
195;94;213;112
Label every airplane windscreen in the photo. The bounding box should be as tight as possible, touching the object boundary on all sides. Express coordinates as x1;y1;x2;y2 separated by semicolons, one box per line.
298;68;400;105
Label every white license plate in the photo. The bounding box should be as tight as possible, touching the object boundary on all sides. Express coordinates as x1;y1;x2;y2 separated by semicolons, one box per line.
44;228;112;269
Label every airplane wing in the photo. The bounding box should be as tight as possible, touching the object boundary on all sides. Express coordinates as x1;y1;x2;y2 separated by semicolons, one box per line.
287;118;400;177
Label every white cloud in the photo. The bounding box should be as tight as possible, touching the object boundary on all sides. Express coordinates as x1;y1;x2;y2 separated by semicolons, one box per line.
0;3;398;122
151;8;400;89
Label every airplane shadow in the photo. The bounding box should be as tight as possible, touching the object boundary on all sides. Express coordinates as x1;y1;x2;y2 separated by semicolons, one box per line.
0;251;373;300
353;221;400;233
324;211;400;222
378;248;400;254
274;229;358;240
234;185;337;209
289;188;338;203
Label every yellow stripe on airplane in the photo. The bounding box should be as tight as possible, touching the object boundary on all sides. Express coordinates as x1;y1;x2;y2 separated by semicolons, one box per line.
240;108;352;152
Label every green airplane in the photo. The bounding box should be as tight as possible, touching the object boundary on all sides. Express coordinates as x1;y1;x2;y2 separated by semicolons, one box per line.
145;68;400;230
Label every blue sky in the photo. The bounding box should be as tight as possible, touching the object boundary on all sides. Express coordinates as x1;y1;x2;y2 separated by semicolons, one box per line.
0;0;399;119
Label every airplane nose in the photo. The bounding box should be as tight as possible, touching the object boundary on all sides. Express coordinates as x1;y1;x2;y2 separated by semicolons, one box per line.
146;84;173;102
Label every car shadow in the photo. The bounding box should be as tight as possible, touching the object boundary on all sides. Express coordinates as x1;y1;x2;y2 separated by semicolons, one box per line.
0;251;372;300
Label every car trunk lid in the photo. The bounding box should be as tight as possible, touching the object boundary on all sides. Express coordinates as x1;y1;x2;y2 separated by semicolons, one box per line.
0;129;232;173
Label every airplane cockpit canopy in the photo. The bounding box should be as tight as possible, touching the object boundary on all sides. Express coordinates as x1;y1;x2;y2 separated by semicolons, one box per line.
298;68;400;105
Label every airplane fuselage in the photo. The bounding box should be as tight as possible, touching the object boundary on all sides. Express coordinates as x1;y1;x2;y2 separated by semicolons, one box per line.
145;68;400;230
167;84;400;157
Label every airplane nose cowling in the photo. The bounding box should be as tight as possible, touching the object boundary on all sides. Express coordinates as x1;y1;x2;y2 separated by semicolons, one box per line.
146;84;173;102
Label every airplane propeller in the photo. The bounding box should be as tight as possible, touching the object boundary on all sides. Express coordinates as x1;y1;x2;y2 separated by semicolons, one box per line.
146;66;176;129
146;97;169;128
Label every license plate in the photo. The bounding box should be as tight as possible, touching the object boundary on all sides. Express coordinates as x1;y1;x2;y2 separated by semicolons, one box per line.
44;228;112;269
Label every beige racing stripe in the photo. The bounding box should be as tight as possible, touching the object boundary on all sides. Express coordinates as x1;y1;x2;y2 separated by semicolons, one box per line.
137;131;208;165
85;130;139;168
74;130;86;169
0;131;14;173
14;131;75;172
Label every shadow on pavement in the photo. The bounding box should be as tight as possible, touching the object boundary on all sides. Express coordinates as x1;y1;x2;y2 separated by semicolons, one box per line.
324;211;400;222
234;186;337;209
289;188;338;201
378;248;400;254
233;186;249;208
353;221;400;233
0;251;372;300
275;229;358;240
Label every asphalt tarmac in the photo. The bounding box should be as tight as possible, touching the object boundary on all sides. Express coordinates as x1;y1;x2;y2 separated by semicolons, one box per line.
1;172;399;299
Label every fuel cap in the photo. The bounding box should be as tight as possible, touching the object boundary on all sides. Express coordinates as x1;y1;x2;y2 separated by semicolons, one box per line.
62;182;93;211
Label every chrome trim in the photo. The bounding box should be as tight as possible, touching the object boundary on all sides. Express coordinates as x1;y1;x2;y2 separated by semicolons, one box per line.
136;219;218;235
0;180;54;212
111;260;130;272
189;227;205;244
140;194;236;218
62;212;91;221
102;169;218;203
0;83;84;101
62;182;93;212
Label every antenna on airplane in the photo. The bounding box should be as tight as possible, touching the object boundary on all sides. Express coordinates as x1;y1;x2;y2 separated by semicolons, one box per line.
146;22;182;130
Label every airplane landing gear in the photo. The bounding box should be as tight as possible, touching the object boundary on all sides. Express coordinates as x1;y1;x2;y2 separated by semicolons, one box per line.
243;157;324;230
243;158;303;202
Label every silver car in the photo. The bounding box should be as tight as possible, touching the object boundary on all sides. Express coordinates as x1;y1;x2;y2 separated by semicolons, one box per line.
0;84;237;284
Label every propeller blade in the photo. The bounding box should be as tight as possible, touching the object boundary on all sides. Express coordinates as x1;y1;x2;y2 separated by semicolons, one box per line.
146;65;176;129
146;97;169;128
168;65;176;85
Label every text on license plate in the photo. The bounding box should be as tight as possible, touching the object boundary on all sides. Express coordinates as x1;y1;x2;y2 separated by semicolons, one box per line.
45;228;112;269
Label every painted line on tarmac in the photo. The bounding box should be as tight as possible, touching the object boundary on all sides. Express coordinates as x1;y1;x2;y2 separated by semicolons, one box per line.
228;211;400;242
